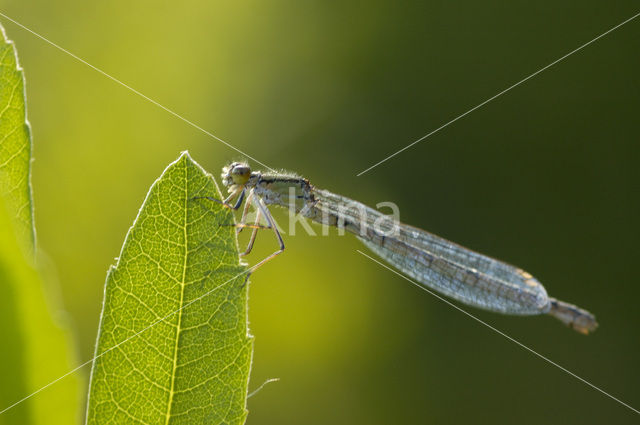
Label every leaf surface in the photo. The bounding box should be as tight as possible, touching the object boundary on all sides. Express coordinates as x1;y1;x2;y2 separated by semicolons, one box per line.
0;24;34;251
86;152;252;425
0;24;80;425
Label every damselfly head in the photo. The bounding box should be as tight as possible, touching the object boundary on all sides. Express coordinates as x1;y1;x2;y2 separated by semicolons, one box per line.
221;162;252;187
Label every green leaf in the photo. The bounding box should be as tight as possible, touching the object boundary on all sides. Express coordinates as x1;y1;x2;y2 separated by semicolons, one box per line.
0;201;81;425
0;24;34;253
0;24;80;425
86;152;253;425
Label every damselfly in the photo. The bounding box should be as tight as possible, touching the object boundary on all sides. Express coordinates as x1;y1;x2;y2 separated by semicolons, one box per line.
197;162;598;334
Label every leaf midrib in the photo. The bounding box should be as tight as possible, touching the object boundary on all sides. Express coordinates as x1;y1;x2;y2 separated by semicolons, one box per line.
164;169;189;425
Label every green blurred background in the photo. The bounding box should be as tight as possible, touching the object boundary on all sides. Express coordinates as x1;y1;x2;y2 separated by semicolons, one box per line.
1;1;639;423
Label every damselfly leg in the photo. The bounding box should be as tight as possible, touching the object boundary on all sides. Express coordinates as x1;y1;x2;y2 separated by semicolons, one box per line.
193;185;246;210
195;186;285;271
248;195;285;269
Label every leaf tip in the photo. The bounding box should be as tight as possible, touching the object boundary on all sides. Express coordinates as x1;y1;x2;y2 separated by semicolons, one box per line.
178;149;192;159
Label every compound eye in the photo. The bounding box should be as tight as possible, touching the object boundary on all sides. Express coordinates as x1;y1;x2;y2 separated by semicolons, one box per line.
231;164;251;185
